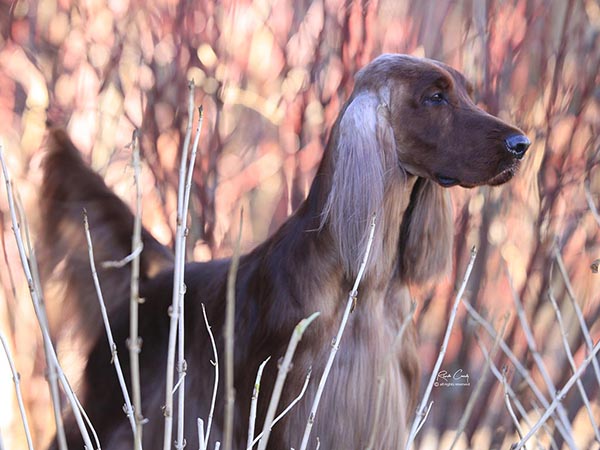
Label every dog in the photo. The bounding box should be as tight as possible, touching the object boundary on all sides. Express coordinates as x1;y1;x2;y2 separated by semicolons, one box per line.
40;54;529;450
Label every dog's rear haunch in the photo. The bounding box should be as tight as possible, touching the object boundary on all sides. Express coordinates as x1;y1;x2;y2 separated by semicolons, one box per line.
41;54;529;450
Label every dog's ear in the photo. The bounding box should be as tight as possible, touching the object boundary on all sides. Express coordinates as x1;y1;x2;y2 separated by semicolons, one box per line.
321;92;395;277
398;178;453;283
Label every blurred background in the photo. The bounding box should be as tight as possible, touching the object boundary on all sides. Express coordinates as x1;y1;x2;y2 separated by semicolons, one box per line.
0;0;599;449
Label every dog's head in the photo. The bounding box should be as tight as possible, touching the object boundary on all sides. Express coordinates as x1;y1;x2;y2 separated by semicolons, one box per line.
323;54;529;280
351;54;530;188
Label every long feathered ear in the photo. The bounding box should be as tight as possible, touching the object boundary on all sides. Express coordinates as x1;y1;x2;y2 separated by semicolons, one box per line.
398;178;453;283
321;92;395;277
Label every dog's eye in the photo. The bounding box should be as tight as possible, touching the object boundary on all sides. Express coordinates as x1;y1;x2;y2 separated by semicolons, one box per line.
425;92;447;105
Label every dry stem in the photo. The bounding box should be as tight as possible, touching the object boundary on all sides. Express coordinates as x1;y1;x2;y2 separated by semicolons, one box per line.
249;368;312;449
0;332;33;450
553;246;600;388
247;357;270;450
506;268;575;445
405;246;477;449
548;288;600;442
502;368;526;447
299;214;377;450
462;300;574;444
163;80;196;450
258;312;320;450
201;303;219;450
0;142;95;449
448;314;509;450
129;129;145;450
513;337;600;449
225;207;243;450
83;211;137;438
14;192;67;450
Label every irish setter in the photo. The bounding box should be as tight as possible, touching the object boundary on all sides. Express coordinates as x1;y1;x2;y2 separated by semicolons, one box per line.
40;54;529;450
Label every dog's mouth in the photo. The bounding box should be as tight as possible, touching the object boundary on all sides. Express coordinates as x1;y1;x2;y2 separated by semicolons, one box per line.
484;166;517;186
435;174;460;187
435;166;517;189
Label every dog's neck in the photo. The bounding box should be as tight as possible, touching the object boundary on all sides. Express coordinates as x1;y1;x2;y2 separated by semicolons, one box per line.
279;153;419;307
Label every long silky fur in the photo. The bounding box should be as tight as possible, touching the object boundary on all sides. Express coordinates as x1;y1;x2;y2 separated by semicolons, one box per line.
399;178;453;283
320;91;397;278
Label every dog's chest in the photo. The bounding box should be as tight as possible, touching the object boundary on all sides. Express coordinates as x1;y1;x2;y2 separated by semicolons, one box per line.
276;301;411;449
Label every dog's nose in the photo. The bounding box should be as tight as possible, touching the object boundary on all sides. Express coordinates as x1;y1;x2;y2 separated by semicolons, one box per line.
505;134;530;159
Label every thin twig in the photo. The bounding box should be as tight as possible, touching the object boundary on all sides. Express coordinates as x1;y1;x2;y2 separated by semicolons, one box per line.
366;302;416;450
448;313;509;450
584;179;600;227
474;336;543;449
249;368;312;449
176;103;204;450
502;368;526;447
247;357;271;450
553;246;600;389
529;401;558;450
258;312;320;450
198;419;205;450
14;192;67;450
405;246;477;449
299;214;377;450
462;300;574;445
0;142;95;449
548;287;600;442
202;303;219;450
225;207;243;450
73;393;102;450
83;211;137;436
163;80;196;450
101;244;143;268
506;267;575;446
513;337;600;449
129;129;144;450
0;332;33;450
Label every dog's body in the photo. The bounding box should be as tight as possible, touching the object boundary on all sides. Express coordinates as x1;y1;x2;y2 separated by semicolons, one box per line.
41;54;529;450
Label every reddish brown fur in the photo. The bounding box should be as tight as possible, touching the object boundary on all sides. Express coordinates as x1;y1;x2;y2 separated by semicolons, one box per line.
40;54;528;450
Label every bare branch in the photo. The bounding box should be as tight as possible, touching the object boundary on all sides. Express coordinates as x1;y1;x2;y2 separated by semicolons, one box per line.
0;142;95;449
247;357;271;450
250;368;312;449
164;80;196;450
201;303;219;450
449;314;509;450
83;211;137;437
225;207;243;450
0;332;33;450
462;300;575;445
257;312;320;450
502;367;526;447
129;129;145;450
506;268;575;445
553;246;600;388
299;214;377;450
513;337;600;449
405;246;477;449
14;192;67;450
548;288;600;442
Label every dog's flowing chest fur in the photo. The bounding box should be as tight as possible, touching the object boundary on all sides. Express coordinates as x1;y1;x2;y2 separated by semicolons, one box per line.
42;54;528;450
108;190;420;450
